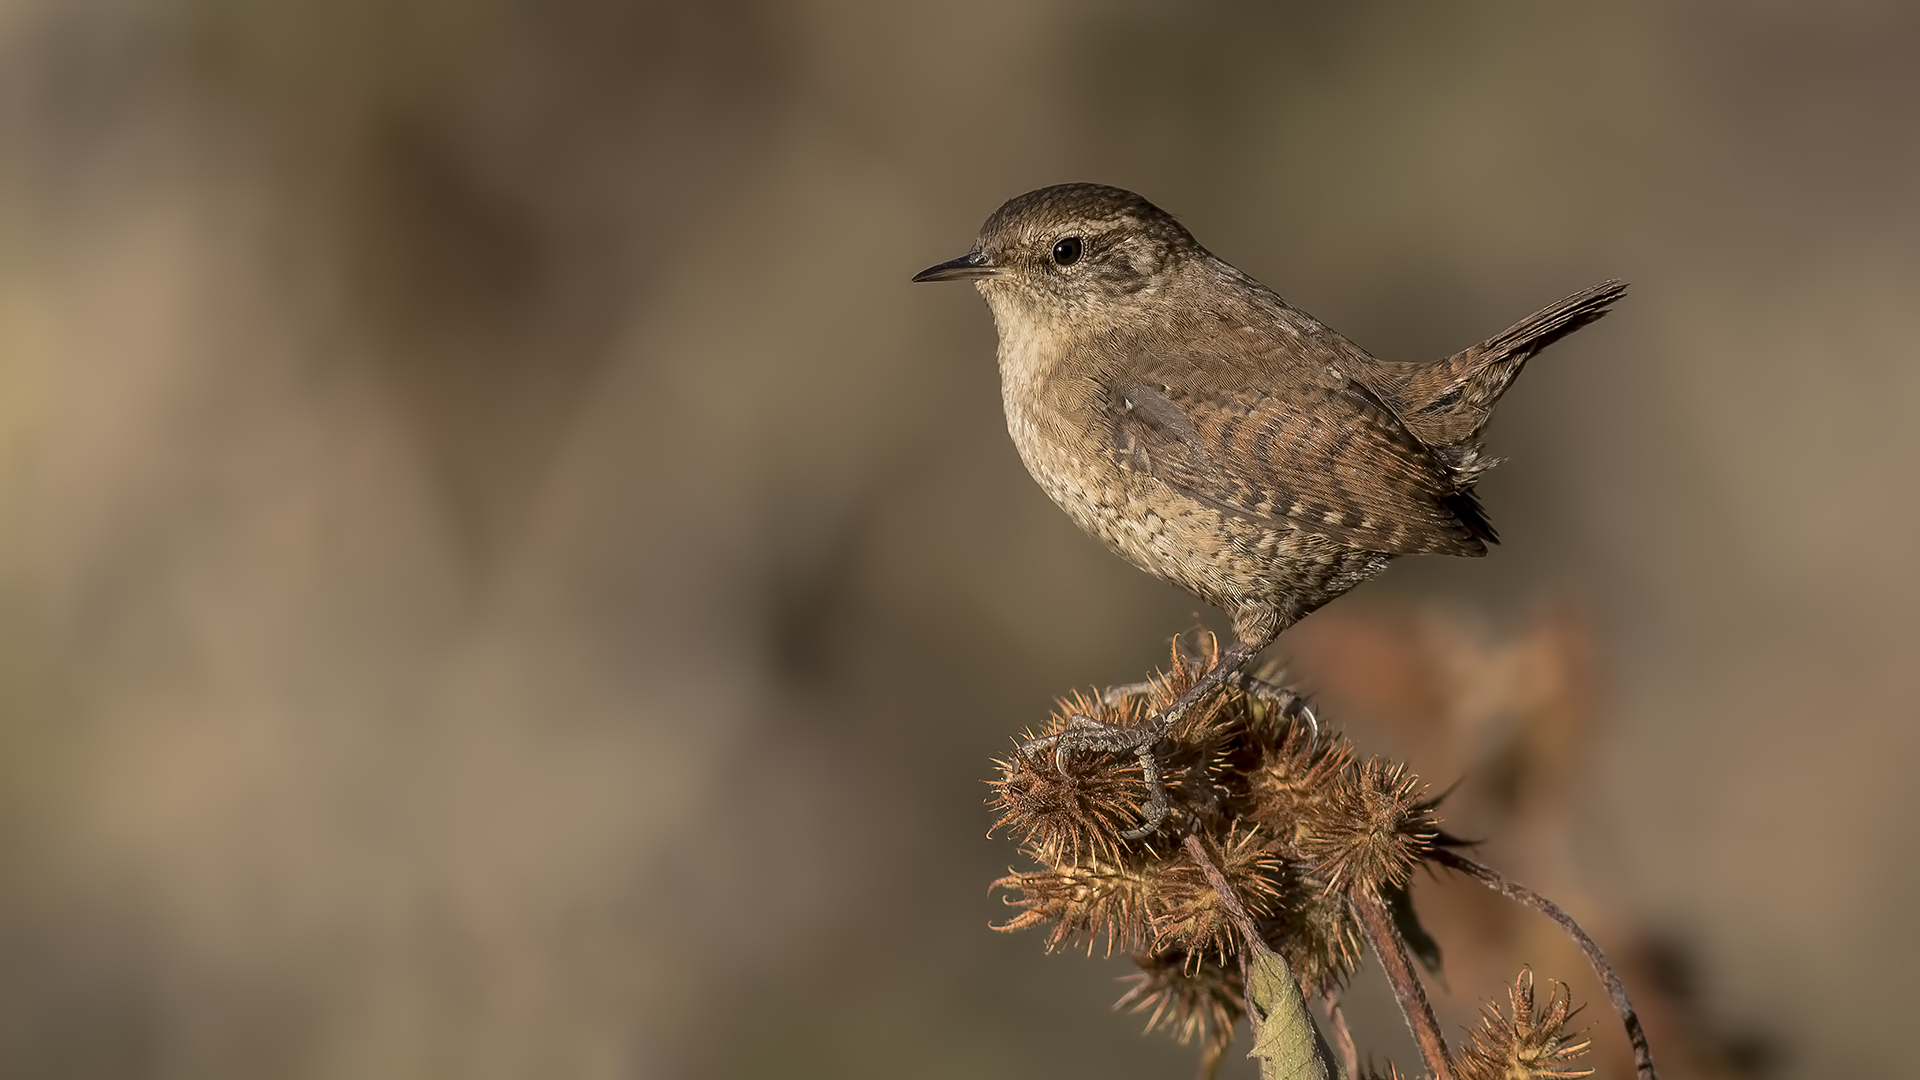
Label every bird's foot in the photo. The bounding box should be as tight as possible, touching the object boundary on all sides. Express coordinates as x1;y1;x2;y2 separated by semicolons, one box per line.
1023;637;1270;841
1232;670;1319;739
1020;713;1173;840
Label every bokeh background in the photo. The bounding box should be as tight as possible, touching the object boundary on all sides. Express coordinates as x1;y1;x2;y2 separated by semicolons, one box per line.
0;1;1915;1076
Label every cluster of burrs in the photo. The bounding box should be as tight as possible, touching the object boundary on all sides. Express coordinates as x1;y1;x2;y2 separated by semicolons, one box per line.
988;637;1658;1080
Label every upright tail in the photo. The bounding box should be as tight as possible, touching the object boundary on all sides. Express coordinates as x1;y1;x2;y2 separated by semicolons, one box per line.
1376;279;1627;471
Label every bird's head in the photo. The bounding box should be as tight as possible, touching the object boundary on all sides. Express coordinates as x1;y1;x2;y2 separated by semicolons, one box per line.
913;183;1204;329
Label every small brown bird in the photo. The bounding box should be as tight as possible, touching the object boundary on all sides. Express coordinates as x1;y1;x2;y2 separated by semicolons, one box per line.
915;183;1622;834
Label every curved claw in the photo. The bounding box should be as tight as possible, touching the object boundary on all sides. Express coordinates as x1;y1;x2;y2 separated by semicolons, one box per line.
1291;698;1320;740
1018;732;1059;767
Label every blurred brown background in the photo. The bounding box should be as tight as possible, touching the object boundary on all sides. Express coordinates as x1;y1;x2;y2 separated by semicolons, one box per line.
0;1;1914;1076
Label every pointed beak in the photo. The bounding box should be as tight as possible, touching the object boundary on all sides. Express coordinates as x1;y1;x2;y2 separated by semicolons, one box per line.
911;250;996;283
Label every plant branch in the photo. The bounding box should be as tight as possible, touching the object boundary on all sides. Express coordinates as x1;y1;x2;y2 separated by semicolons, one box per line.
1433;848;1658;1080
1355;891;1454;1080
1182;834;1336;1080
1182;833;1266;945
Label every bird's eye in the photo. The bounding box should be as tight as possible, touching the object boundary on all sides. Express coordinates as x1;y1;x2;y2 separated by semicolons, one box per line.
1051;236;1083;266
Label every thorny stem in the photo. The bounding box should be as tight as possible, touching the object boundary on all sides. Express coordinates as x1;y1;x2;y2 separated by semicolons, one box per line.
1355;892;1455;1080
1434;848;1659;1080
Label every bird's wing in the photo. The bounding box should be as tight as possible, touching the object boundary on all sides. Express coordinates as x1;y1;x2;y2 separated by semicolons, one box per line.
1105;352;1493;557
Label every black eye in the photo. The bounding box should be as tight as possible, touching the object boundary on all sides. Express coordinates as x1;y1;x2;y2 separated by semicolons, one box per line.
1051;236;1083;266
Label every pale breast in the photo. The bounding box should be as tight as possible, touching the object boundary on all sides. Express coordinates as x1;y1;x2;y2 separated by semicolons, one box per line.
999;340;1391;631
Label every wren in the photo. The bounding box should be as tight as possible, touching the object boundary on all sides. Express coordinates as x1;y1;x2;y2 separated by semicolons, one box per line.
915;183;1622;835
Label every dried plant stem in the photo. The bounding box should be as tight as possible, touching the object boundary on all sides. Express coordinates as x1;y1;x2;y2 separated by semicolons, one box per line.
1182;833;1267;945
1434;848;1658;1080
1181;834;1336;1080
1355;892;1455;1080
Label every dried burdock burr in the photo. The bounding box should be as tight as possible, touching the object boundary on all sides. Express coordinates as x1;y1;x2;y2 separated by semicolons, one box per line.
1458;970;1595;1080
986;639;1659;1080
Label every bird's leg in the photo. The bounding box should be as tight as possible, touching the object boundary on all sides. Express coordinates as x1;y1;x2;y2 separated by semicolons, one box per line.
1231;669;1319;738
1020;637;1269;839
